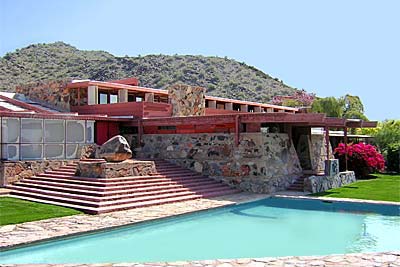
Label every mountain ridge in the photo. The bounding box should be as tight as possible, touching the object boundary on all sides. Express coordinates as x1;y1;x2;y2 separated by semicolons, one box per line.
0;42;298;103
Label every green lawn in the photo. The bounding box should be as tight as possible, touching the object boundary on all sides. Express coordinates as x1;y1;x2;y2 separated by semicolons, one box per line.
0;197;82;226
311;173;400;202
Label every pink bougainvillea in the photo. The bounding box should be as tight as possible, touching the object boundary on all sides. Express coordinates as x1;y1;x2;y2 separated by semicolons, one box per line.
334;142;385;177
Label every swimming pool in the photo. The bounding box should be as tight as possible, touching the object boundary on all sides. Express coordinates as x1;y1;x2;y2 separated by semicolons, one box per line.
0;197;399;263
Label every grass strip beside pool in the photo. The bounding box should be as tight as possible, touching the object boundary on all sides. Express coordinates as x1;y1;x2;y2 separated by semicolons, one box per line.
311;173;400;202
0;197;82;226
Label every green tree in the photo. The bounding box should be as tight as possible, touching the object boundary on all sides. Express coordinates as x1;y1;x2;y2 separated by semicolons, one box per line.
343;94;368;120
311;97;345;117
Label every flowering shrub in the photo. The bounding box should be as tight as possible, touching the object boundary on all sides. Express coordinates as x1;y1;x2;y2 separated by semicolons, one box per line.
334;142;385;178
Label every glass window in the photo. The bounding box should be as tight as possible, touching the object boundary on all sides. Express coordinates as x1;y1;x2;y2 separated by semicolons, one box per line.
2;117;20;143
110;94;118;103
66;144;79;159
99;93;108;104
86;121;95;143
44;120;65;143
2;144;19;160
66;120;85;143
45;144;64;159
21;118;43;143
21;144;43;160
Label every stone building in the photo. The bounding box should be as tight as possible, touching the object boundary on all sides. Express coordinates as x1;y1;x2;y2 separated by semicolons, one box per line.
0;77;376;194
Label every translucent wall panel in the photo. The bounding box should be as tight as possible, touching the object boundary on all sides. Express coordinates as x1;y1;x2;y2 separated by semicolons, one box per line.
2;144;19;160
86;121;95;143
21;118;43;143
44;144;64;159
1;117;20;143
21;144;43;160
44;120;65;143
66;120;85;143
66;144;79;159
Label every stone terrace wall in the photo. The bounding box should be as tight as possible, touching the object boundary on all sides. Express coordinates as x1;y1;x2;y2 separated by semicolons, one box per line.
76;159;156;178
310;134;334;174
137;133;302;193
168;84;205;116
304;171;356;193
0;160;74;186
15;79;72;111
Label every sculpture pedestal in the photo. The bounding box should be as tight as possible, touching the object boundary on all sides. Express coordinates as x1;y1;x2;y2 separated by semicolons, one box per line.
76;159;156;178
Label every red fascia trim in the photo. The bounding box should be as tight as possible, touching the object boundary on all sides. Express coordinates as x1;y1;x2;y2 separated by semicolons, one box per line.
108;77;139;86
0;111;130;121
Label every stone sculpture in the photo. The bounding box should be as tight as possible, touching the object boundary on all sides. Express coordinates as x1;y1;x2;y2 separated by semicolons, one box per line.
97;135;132;162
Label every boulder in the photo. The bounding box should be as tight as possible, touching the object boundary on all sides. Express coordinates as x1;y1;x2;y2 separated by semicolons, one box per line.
98;135;132;162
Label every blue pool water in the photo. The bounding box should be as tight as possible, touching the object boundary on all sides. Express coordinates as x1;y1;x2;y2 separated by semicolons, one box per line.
0;197;399;263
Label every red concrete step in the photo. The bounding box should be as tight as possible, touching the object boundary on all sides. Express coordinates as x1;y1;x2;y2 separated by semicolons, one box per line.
13;180;229;199
10;185;236;208
27;175;211;188
97;188;240;213
20;177;222;193
45;170;76;176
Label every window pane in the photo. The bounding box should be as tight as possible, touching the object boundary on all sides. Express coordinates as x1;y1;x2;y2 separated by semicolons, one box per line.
99;93;108;104
86;121;95;143
2;144;19;160
66;120;85;143
21;119;43;143
44;120;65;143
21;144;43;160
110;94;118;103
45;144;64;159
2;118;20;143
66;144;79;159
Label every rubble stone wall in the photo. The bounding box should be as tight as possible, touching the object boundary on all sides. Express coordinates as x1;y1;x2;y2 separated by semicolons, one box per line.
310;134;334;174
76;159;156;178
137;132;302;193
15;80;72;112
304;171;356;193
168;84;205;116
0;160;74;186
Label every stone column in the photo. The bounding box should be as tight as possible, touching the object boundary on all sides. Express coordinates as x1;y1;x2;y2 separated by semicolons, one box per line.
254;106;262;112
225;102;233;110
208;100;216;109
266;107;274;113
240;104;248;112
118;89;128;103
87;85;98;105
168;84;205;116
145;93;154;102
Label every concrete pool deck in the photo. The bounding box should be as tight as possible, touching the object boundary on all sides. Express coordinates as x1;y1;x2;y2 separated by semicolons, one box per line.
1;192;399;266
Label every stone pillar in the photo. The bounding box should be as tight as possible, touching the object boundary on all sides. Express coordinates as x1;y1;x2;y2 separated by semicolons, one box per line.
208;100;216;109
225;102;233;110
145;93;154;102
278;109;285;113
266;108;274;113
118;89;128;103
88;85;98;105
168;84;205;116
240;104;248;112
254;106;262;112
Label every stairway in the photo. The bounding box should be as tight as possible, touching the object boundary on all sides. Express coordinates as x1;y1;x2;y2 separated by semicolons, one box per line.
287;176;305;191
7;159;240;214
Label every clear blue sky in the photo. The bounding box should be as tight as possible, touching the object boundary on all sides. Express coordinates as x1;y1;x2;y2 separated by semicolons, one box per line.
1;0;399;121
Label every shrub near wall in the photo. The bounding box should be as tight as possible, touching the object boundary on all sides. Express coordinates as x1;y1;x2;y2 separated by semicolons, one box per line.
335;142;385;178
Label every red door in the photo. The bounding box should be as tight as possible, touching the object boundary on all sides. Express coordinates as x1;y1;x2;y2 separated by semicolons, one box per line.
96;122;120;145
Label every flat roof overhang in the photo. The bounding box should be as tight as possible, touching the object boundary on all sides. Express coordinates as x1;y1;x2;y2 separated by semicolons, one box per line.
125;113;377;128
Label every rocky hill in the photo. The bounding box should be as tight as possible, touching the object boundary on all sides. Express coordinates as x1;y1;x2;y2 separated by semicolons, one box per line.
0;42;297;103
